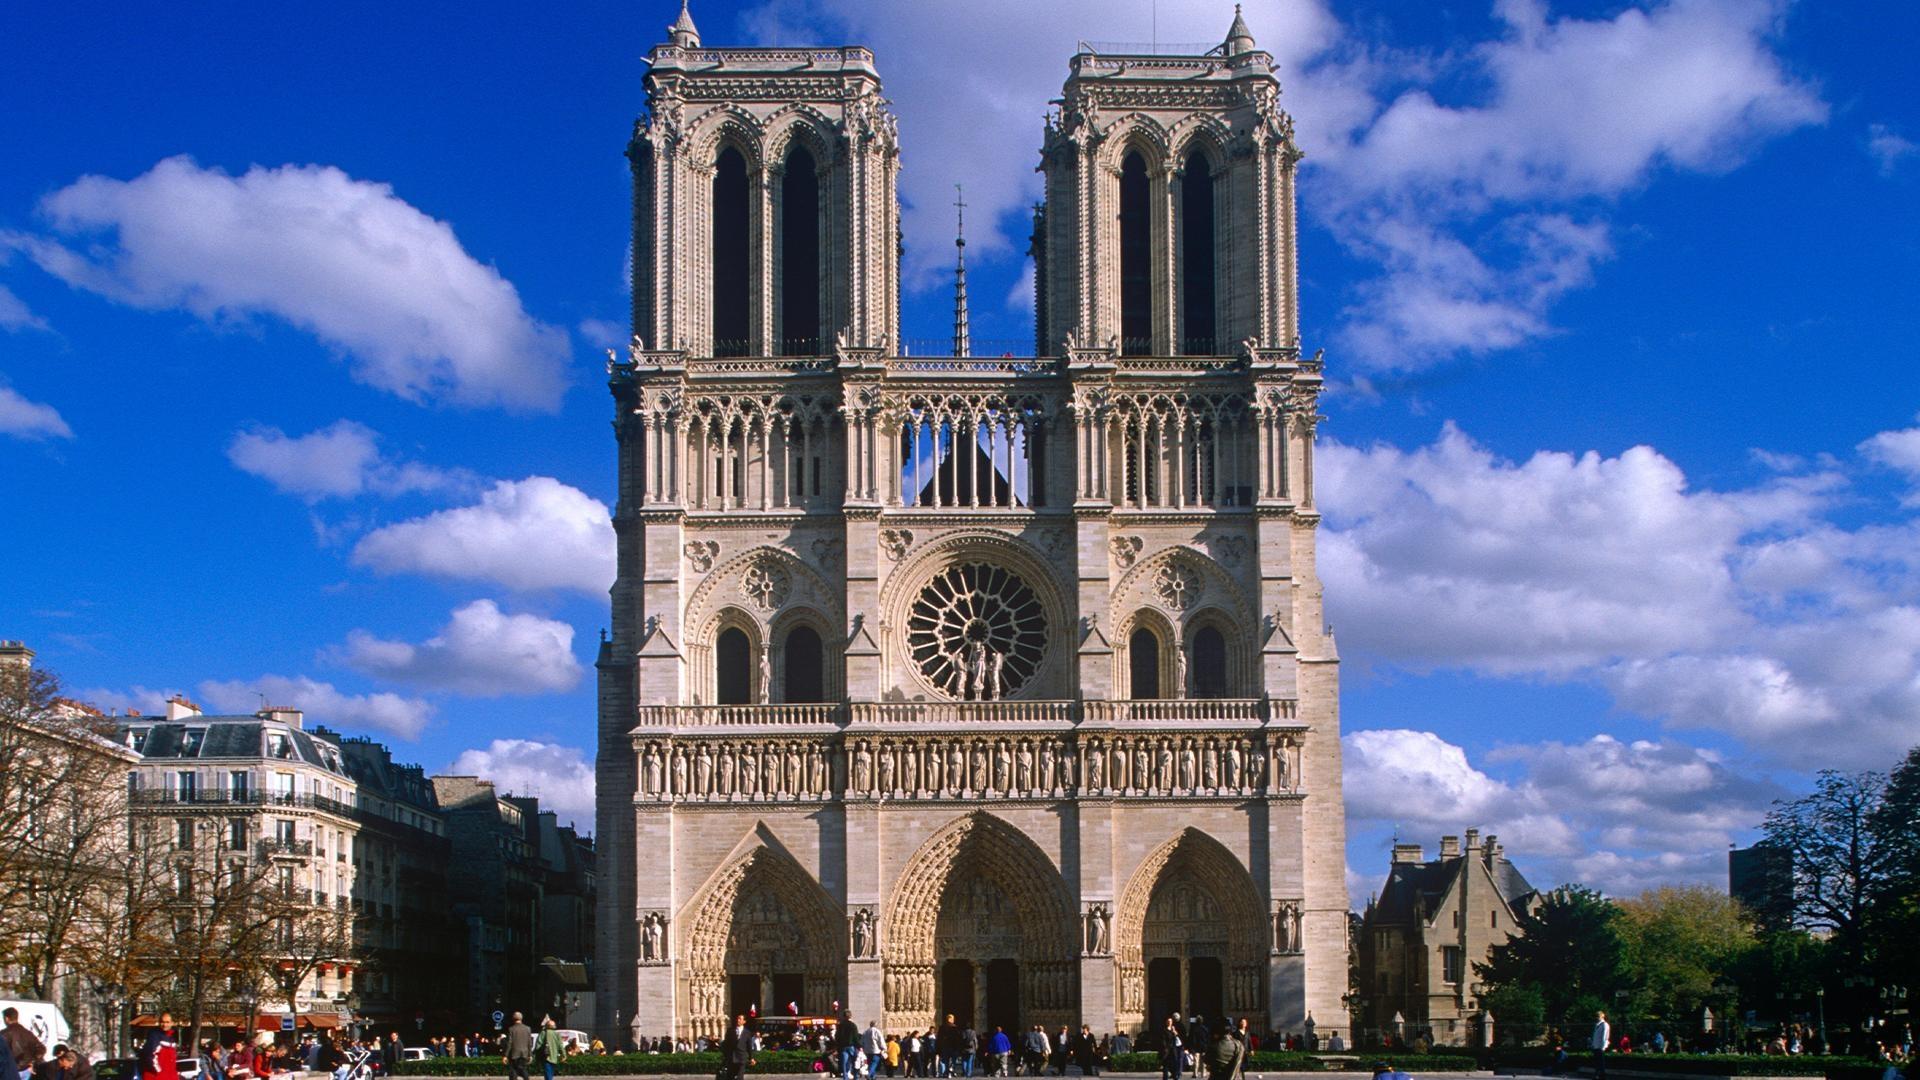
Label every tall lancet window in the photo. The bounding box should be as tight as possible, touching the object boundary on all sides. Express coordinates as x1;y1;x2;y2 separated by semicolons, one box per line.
713;146;751;357
1180;150;1216;355
1119;151;1153;355
780;146;821;356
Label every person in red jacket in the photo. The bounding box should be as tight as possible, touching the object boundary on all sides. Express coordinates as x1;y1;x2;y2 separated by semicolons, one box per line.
139;1014;179;1080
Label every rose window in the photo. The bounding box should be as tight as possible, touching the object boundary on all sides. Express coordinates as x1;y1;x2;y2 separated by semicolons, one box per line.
906;562;1047;700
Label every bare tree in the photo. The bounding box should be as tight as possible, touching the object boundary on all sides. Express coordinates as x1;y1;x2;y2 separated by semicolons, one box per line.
1761;769;1894;964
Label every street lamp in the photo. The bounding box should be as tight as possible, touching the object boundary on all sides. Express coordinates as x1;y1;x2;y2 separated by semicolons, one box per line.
1815;989;1826;1051
241;988;259;1046
95;981;127;1058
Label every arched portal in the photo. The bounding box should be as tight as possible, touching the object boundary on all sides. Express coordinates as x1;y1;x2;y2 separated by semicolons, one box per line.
882;813;1078;1033
716;626;753;705
1129;627;1163;699
682;841;844;1041
1115;828;1268;1034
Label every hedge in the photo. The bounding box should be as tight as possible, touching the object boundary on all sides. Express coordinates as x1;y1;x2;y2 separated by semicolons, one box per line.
1486;1051;1883;1078
1108;1052;1329;1072
394;1051;824;1076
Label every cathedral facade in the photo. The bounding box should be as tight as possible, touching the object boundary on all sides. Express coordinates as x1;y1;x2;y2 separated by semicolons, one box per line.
594;3;1348;1045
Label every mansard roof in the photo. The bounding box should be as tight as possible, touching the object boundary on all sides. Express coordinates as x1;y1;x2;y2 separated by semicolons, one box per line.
117;714;350;775
1371;849;1537;926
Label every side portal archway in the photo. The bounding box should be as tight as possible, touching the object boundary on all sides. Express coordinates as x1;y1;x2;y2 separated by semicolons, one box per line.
1115;828;1267;1034
681;839;844;1041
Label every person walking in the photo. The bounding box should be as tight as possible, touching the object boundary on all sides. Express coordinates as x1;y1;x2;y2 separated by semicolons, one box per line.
864;1022;886;1080
1205;1029;1242;1080
937;1018;960;1079
1591;1012;1611;1080
503;1013;535;1080
960;1026;978;1079
383;1033;403;1077
837;1013;862;1080
985;1030;1011;1078
1158;1017;1183;1080
721;1016;754;1080
3;1010;47;1074
536;1019;568;1080
1073;1027;1100;1079
1021;1027;1048;1077
138;1014;180;1080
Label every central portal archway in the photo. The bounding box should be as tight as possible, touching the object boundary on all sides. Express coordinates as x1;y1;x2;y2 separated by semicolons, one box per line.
1116;828;1268;1034
883;813;1077;1032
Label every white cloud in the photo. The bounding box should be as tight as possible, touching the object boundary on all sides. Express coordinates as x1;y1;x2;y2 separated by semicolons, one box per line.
72;684;183;717
734;0;1818;364
0;284;49;332
330;599;583;696
1860;418;1920;480
350;476;615;594
12;156;570;410
1344;728;1776;896
447;739;595;825
227;419;471;501
197;674;434;740
1867;123;1917;177
0;385;73;441
576;318;626;349
1322;421;1920;767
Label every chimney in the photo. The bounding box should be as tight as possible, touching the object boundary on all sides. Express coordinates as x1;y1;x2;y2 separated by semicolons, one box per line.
1439;835;1461;859
1464;827;1481;852
165;694;203;721
1485;835;1503;862
1392;843;1425;865
0;640;34;670
261;706;305;729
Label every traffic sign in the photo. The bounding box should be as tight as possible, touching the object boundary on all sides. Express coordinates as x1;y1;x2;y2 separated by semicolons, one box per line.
492;1010;505;1029
281;1015;295;1032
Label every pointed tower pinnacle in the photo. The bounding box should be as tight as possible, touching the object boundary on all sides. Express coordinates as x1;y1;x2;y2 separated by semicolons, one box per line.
668;0;701;48
1224;3;1256;55
952;184;971;359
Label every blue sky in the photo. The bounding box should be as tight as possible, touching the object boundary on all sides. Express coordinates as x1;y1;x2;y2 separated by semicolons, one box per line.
4;0;1917;901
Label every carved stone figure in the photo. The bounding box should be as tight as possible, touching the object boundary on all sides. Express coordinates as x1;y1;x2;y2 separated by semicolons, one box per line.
643;744;663;794
641;911;666;961
671;746;689;794
992;741;1011;792
1039;740;1057;793
878;742;896;793
970;742;988;792
1156;740;1174;791
853;740;873;792
1086;741;1105;791
1014;740;1033;793
927;740;945;793
717;747;735;795
1224;739;1243;791
1134;742;1150;792
1201;738;1218;791
1111;740;1130;791
695;744;714;795
904;743;921;794
784;742;801;795
740;747;758;795
808;744;827;795
1179;738;1197;791
852;907;873;958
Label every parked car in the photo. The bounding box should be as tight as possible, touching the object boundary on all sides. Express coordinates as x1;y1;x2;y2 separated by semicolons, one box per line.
176;1056;204;1080
92;1058;139;1080
400;1048;433;1062
555;1032;591;1054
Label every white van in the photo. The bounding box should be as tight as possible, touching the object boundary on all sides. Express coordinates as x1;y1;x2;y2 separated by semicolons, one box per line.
0;999;72;1061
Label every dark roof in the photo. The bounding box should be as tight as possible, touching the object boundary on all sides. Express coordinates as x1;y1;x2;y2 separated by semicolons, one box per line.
1371;852;1536;924
116;715;350;775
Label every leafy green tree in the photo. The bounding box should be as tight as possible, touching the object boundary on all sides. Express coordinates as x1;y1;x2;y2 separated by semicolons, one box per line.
1477;885;1629;1034
1481;984;1546;1046
1616;886;1753;1035
1866;747;1920;982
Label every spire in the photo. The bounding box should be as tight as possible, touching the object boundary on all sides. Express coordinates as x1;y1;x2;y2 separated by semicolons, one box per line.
1224;3;1255;55
668;0;701;48
952;184;971;359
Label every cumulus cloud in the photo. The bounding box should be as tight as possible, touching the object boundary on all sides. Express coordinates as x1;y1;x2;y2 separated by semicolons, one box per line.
1867;123;1917;177
0;284;49;332
72;684;183;717
735;0;1818;363
351;477;615;594
10;156;570;410
330;599;583;696
197;674;434;740
1321;422;1920;767
1344;728;1777;896
0;385;73;440
1860;417;1920;480
447;739;595;825
227;419;472;501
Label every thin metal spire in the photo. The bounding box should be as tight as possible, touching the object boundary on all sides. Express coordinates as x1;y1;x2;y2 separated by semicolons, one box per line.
952;183;971;359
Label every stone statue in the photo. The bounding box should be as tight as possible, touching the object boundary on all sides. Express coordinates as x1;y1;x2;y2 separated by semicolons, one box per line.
879;742;896;793
992;741;1011;791
853;740;873;792
1179;738;1197;790
671;746;688;794
718;747;735;795
1134;742;1151;791
852;908;873;958
641;912;665;961
643;745;663;794
970;742;988;792
740;746;758;795
966;641;988;700
784;742;801;795
950;742;967;791
1015;740;1032;792
759;650;772;703
1202;738;1218;791
1086;742;1105;790
927;740;945;793
904;743;921;794
808;744;827;795
1156;740;1174;791
986;649;1004;701
1038;740;1056;793
1111;740;1129;791
696;744;714;795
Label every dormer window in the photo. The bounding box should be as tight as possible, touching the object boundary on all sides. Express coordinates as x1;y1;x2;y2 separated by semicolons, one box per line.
182;729;205;755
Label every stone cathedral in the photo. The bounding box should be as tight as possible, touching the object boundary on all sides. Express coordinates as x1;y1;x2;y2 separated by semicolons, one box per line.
593;2;1348;1046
